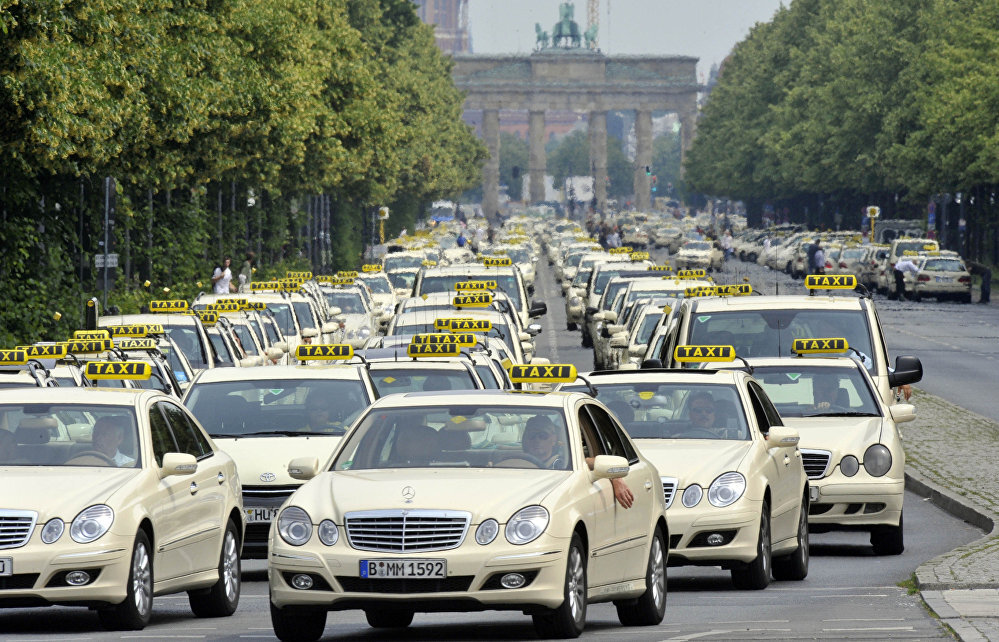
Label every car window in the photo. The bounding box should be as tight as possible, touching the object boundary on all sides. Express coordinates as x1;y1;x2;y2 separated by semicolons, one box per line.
160;402;209;459
751;365;881;418
149;403;176;466
584;404;638;464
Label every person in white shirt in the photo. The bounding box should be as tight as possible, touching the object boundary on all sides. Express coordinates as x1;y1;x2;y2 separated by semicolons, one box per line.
893;256;920;301
212;256;233;294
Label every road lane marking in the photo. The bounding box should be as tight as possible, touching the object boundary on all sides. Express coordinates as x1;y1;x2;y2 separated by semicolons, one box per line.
661;631;736;641
822;627;915;632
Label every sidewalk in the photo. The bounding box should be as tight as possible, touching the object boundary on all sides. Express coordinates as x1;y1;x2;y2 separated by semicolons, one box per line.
903;388;999;640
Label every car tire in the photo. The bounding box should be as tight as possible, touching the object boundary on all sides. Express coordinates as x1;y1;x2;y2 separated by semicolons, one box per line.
98;530;153;630
912;290;921;302
271;601;326;642
615;527;667;626
533;532;587;638
731;501;771;590
189;519;241;617
365;608;415;628
567;322;577;331
773;496;809;581
961;293;972;304
581;331;593;348
871;512;904;556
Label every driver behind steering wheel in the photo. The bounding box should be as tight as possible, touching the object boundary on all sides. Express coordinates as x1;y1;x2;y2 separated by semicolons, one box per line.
810;374;843;412
92;416;136;467
521;415;566;469
688;391;728;439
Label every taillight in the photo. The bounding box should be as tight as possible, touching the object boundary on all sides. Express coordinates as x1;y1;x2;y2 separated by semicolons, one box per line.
839;261;848;269
825;261;833;269
959;276;971;283
917;275;930;282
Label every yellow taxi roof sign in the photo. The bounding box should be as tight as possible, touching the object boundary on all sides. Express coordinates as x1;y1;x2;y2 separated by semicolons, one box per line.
453;293;492;308
647;265;671;272
454;280;497;291
296;344;354;361
337;270;359;278
0;349;27;365
422;260;438;267
149;299;189;313
84;361;153;380
630;251;650;261
362;264;382;272
251;281;282;291
208;301;240;313
791;338;849;354
245;301;267;311
482;257;512;267
716;283;753;296
17;344;68;359
64;339;113;353
434;317;471;331
684;286;717;298
286;271;313;280
673;345;736;362
411;333;476;348
407;343;461;358
105;324;165;338
448;319;492;333
676;269;707;279
508;364;578;383
74;330;110;340
117;338;158;351
196;310;219;326
317;275;354;286
804;274;857;289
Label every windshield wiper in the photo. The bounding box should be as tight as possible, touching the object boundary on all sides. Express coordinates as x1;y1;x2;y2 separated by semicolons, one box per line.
230;430;307;437
802;411;879;418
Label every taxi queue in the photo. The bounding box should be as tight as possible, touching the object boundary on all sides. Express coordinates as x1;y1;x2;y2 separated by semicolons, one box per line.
0;212;922;641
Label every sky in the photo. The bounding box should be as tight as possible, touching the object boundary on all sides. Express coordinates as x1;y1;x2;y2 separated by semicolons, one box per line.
467;0;787;79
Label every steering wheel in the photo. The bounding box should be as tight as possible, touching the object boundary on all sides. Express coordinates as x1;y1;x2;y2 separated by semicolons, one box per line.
496;452;545;468
674;429;720;439
65;450;116;465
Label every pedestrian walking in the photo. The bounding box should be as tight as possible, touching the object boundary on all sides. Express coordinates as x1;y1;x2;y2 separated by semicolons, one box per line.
807;240;821;275
968;261;992;304
212;256;234;294
721;229;733;261
812;244;826;275
892;255;919;301
238;252;254;292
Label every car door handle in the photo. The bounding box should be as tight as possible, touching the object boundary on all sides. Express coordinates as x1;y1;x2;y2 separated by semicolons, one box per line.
190;482;199;495
217;472;226;485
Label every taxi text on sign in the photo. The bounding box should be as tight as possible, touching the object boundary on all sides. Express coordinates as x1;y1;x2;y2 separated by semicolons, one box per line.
673;345;737;362
508;364;578;383
791;338;849;354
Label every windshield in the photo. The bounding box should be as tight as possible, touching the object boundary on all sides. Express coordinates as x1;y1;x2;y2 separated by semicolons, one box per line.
332;405;571;470
292;302;316;330
751;366;881;418
686;309;877;373
503;248;531;263
325;291;366;314
923;259;964;272
369;368;479;395
388;271;417;290
269;303;298;336
186;379;370;437
895;240;935;256
562;382;749;440
683;241;711;251
418;274;523;310
593;267;633;295
384;255;425;271
842;248;866;260
166;326;207;370
358;276;392;294
390;321;514;353
0;404;140;467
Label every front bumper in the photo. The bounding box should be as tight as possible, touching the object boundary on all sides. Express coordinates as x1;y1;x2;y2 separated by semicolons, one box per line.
807;477;903;531
665;499;762;567
269;532;569;612
0;530;132;608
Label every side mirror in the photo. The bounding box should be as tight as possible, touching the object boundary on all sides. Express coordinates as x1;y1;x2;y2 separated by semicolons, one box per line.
765;425;800;449
530;356;550;365
327;306;342;317
518;332;532;342
629;345;646;357
520;341;534;355
273;341;289;353
609;335;629;349
607;324;625;335
889;403;916;424
321;322;338;335
160;452;198;478
239;357;261;368
603;311;618;324
641;359;663;369
527;323;543;336
888;355;922;387
288;456;320;481
590;455;630;480
529;301;548;318
265;347;284;361
301;327;318;340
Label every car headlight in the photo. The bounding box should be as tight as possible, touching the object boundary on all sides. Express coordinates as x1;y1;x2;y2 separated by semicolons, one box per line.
358;326;372;339
278;507;313;546
681;484;702;508
70;505;114;543
505;506;549;545
840;455;860;477
317;520;339;546
864;444;892;477
41;518;64;544
475;519;499;545
708;472;746;507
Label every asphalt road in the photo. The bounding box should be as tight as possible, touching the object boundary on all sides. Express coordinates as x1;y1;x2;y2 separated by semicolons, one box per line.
0;251;987;641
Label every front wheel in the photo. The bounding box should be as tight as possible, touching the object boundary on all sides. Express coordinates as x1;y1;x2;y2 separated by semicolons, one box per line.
616;528;667;626
731;501;771;590
773;496;809;581
871;512;904;555
533;533;587;638
189;519;241;617
98;531;153;630
270;601;326;642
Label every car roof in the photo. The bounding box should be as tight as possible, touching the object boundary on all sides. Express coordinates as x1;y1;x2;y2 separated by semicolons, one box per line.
365;388;585;409
568;369;748;386
0;387;163;404
190;364;366;383
689;294;865;312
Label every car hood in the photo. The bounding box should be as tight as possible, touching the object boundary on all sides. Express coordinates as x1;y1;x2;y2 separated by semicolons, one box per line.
634;439;751;487
297;468;571;523
783;416;884;458
0;467;140;520
215;436;343;486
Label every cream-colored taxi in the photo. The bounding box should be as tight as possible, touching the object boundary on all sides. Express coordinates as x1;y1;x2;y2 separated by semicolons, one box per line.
561;352;809;589
737;340;913;555
0;379;243;630
183;349;376;559
673;240;724;272
268;367;669;640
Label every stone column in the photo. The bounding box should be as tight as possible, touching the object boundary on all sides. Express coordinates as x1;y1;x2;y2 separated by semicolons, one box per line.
633;110;653;211
528;110;547;203
679;110;698;175
588;111;607;212
482;108;500;219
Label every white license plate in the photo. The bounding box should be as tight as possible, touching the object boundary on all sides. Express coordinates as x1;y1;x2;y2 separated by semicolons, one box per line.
360;559;446;579
0;558;10;577
935;276;951;282
245;507;278;524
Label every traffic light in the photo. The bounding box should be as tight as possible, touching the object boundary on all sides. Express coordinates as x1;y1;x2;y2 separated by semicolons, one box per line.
651;175;657;185
645;166;651;176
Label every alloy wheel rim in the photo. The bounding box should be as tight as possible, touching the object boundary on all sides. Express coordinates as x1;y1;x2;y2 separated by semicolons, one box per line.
567;548;585;623
761;513;771;575
132;543;151;616
799;503;809;566
650;537;665;609
223;531;239;601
